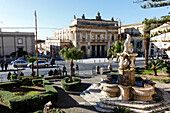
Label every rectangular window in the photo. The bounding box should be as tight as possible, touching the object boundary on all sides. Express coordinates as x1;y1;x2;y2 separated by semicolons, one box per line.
17;38;23;44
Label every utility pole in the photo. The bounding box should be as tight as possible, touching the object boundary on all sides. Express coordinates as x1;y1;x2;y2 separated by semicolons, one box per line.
35;10;39;77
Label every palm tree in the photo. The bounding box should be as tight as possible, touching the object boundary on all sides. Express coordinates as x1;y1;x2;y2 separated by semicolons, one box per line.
112;106;131;113
27;57;37;77
59;47;84;82
107;40;124;57
149;59;163;76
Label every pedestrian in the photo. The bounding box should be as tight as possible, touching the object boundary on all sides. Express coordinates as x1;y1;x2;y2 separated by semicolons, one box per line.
63;65;67;76
54;69;58;75
14;71;18;79
58;68;62;76
76;64;79;75
4;62;8;70
20;72;24;76
48;69;53;76
1;62;4;71
7;72;11;80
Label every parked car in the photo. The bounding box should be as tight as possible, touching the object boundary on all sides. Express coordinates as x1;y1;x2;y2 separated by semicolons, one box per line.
27;60;50;68
162;54;169;59
12;60;28;68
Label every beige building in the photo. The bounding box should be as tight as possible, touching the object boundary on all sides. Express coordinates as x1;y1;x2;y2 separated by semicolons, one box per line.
0;29;35;57
120;23;145;56
150;23;170;57
47;12;119;57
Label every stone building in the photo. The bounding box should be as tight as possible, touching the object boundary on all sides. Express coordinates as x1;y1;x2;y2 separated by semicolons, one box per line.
150;23;170;57
120;23;145;56
0;29;35;57
47;12;119;58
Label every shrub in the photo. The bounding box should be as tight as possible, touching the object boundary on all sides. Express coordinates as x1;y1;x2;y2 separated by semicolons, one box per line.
9;92;58;111
0;90;15;106
22;77;32;85
43;80;57;92
0;81;22;89
32;79;43;86
0;80;58;112
61;77;81;91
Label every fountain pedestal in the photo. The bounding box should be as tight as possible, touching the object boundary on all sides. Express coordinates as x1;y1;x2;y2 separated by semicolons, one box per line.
117;53;138;86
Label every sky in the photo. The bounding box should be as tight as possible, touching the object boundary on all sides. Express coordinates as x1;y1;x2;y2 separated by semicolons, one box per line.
0;0;169;40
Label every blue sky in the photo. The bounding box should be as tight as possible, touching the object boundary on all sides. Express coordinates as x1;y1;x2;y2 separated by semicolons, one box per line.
0;0;169;40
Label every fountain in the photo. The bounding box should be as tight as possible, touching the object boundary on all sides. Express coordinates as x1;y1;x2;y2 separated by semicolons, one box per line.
80;34;170;112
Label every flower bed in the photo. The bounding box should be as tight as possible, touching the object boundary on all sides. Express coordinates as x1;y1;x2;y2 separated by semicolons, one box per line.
61;77;81;91
0;80;58;112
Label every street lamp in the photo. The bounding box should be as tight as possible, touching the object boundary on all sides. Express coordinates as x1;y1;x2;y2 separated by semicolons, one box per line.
116;17;121;41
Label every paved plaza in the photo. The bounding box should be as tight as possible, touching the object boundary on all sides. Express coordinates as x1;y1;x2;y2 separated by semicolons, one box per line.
0;58;145;82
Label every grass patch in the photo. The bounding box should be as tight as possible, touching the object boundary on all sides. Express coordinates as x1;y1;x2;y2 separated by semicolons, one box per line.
150;78;170;83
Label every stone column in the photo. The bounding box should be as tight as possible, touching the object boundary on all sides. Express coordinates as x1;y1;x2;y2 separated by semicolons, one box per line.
95;34;97;42
104;45;106;56
85;32;87;42
118;85;131;101
95;45;97;56
100;45;102;56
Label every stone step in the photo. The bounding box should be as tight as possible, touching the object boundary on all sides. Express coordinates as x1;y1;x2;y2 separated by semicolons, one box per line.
101;99;170;110
98;102;170;113
80;90;114;112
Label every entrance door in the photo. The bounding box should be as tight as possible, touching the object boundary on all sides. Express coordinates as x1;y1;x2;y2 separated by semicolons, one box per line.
81;46;87;58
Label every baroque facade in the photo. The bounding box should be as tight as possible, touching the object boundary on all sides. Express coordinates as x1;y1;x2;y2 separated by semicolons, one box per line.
47;12;119;57
0;29;35;57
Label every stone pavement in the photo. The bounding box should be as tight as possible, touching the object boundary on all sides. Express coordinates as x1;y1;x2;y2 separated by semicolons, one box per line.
49;74;106;113
49;74;170;113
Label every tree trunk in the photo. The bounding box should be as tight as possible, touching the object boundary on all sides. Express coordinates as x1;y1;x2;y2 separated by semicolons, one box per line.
153;69;157;76
144;37;150;70
70;60;74;82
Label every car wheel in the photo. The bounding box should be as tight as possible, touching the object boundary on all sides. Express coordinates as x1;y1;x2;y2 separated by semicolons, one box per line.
14;65;17;68
45;64;48;68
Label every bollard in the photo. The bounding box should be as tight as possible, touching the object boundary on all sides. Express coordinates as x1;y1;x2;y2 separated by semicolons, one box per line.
100;67;104;75
108;64;112;71
96;66;99;74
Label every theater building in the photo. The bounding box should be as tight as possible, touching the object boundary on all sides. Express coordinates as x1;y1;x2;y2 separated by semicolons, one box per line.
47;12;119;58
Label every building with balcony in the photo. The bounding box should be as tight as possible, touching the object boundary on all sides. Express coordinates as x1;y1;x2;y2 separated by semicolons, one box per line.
47;12;119;58
120;23;145;56
0;29;35;57
150;23;170;57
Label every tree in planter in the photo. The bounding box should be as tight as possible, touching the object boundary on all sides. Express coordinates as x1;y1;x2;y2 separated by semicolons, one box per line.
27;57;37;77
59;47;84;82
149;59;163;76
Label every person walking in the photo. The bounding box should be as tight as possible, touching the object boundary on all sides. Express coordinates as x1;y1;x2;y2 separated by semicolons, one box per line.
1;62;4;71
63;65;67;76
7;72;11;80
76;64;79;75
4;62;8;70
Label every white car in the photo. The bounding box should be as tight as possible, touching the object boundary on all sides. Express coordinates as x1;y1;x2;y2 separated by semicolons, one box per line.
12;60;28;68
27;60;50;68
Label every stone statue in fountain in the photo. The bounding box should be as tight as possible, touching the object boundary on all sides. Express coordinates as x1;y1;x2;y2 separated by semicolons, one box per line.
118;34;133;69
123;34;133;54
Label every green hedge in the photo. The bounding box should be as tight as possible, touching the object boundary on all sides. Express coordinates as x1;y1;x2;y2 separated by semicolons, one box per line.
0;81;22;89
32;79;43;86
61;77;81;91
0;90;15;106
0;80;58;112
9;92;57;111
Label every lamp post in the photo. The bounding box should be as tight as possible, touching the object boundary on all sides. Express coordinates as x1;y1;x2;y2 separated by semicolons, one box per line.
35;10;39;77
116;18;121;41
